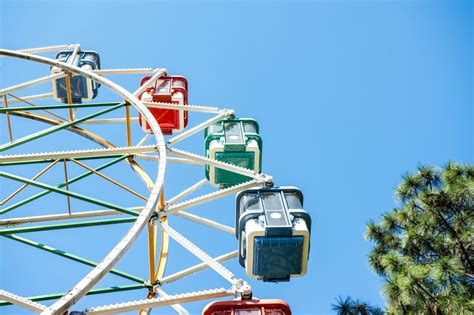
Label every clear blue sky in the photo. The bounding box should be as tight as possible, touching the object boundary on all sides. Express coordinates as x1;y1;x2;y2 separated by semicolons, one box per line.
0;1;472;314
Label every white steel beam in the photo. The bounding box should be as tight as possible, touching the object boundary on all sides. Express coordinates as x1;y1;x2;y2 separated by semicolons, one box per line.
175;211;235;235
165;179;263;215
167;148;258;178
79;117;139;125
0;207;144;227
142;101;224;114
0;73;65;96
0;93;53;105
167;179;208;204
167;111;231;147
93;68;163;75
0;145;158;164
158;222;237;285
0;290;47;313
132;69;167;97
16;44;78;54
84;288;234;314
160;251;238;284
156;288;190;315
135;154;201;166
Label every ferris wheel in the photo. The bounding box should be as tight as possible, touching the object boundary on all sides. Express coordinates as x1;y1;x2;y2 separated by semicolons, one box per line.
0;44;312;315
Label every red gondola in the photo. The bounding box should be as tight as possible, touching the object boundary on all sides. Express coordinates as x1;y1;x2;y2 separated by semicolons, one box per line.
202;299;292;315
138;75;189;135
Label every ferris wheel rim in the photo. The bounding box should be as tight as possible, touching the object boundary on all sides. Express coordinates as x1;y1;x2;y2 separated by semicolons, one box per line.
0;48;168;315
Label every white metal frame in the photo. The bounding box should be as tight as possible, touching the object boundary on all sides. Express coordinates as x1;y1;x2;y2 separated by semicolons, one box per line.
0;44;280;315
0;48;168;315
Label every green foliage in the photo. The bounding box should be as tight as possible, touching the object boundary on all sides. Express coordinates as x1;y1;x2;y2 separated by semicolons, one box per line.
332;296;384;315
366;163;474;314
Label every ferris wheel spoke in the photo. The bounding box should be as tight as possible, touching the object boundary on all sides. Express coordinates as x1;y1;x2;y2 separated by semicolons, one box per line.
155;288;190;315
93;68;163;75
3;233;146;284
167;111;233;147
157;222;237;285
0;289;47;313
164;179;265;215
132;70;167;97
15;44;79;54
167;179;208;205
174;211;234;235
0;73;65;97
167;148;260;179
0;93;53;105
0;102;125;152
0;208;143;227
160;250;238;285
142;101;224;114
0;145;157;165
0;172;141;217
135;154;199;165
0;284;147;307
0;217;136;234
0;101;122;113
84;288;234;315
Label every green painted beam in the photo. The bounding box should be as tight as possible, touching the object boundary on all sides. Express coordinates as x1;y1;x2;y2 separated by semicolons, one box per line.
0;155;129;215
0;217;136;234
0;154;125;166
0;102;124;152
0;172;141;217
0;102;121;113
0;284;146;307
2;234;146;284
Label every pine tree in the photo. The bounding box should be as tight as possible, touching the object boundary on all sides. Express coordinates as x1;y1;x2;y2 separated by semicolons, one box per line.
332;296;384;315
365;163;474;314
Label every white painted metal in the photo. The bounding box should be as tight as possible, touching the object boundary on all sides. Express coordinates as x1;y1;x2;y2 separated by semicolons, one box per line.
168;148;259;178
0;73;66;96
84;288;234;314
167;179;208;204
0;48;168;315
0;145;158;164
175;211;235;235
132;69;167;97
155;288;190;315
142;101;224;114
135;154;201;165
165;179;264;215
79;117;139;124
0;93;53;104
167;111;232;147
16;44;77;54
160;250;238;284
66;44;81;65
0;290;46;313
0;208;143;227
93;68;163;75
136;134;151;146
0;45;279;314
158;222;238;285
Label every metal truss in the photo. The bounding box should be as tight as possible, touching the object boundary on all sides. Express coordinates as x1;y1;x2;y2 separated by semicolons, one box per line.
0;44;275;315
0;290;47;313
